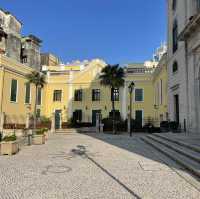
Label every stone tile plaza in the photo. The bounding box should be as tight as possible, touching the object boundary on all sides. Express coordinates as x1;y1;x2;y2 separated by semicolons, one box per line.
0;132;200;199
0;1;200;199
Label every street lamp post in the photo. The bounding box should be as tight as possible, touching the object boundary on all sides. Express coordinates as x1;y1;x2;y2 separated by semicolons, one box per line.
128;81;135;137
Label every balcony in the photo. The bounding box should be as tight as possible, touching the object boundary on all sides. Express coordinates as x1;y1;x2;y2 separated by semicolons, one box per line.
126;67;155;74
179;12;200;41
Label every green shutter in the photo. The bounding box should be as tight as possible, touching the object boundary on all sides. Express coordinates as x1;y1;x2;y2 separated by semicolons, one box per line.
25;83;31;104
10;79;17;102
37;87;42;105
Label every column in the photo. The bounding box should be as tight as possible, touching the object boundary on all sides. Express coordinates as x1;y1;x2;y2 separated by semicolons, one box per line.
127;113;130;133
0;112;5;132
121;83;127;120
96;113;100;133
25;113;30;129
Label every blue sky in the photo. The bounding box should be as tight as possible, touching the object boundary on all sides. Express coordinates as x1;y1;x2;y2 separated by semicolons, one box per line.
1;0;166;64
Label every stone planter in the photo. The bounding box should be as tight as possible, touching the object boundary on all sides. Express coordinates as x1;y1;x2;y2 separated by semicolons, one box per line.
32;134;45;145
1;141;19;155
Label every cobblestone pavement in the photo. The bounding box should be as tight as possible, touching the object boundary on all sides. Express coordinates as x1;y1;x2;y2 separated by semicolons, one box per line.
0;132;200;199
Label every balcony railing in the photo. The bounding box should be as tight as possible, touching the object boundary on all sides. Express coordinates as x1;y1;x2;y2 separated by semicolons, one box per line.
126;67;155;74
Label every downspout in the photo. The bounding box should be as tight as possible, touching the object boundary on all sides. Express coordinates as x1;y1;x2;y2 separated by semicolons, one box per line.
0;66;5;115
185;41;189;133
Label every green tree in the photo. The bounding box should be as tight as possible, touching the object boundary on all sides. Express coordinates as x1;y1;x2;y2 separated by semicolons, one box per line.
26;71;45;130
99;64;125;134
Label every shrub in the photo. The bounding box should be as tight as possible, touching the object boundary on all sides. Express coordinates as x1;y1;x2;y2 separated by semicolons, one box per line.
160;121;169;128
125;119;142;131
116;120;127;132
2;134;17;142
102;118;113;131
143;123;154;133
35;129;45;135
169;121;179;131
40;116;51;123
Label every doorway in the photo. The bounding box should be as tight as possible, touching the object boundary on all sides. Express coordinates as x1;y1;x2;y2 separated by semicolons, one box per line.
92;110;101;126
55;110;61;129
174;94;179;124
135;110;143;128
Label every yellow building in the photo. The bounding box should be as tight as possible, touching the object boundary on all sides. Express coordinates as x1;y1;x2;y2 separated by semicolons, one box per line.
0;55;38;130
152;53;168;126
40;55;168;129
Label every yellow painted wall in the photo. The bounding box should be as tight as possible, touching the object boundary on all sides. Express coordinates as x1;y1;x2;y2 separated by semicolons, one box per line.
126;73;154;124
0;55;37;124
153;55;168;126
0;55;168;128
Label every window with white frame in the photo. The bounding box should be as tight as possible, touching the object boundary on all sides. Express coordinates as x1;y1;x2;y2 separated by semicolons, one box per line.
135;88;144;102
53;90;62;102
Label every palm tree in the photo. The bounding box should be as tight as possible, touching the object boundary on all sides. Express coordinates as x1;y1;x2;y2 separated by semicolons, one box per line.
99;64;125;134
26;71;45;130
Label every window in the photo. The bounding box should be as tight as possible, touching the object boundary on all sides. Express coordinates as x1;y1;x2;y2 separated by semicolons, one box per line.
197;0;200;10
111;88;119;101
172;61;178;73
74;89;82;101
36;109;41;118
53;90;62;101
92;89;100;101
172;0;177;10
25;83;31;104
160;79;163;105
10;79;18;102
37;87;42;105
173;20;178;53
22;56;27;64
135;88;144;102
73;110;82;122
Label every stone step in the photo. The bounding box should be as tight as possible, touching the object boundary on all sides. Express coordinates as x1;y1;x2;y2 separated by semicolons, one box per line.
55;129;78;133
153;133;200;153
147;135;200;164
141;137;200;179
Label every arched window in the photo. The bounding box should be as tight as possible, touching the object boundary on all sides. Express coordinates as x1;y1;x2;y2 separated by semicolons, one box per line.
173;20;178;53
172;61;178;73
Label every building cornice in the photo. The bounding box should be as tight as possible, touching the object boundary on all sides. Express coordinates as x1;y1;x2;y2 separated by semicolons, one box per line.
179;13;200;41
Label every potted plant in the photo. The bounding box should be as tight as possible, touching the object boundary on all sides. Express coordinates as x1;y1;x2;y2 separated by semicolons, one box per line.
32;129;45;145
169;121;179;133
1;134;19;155
160;121;169;132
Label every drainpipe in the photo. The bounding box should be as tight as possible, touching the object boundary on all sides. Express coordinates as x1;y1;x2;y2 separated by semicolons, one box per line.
0;66;5;114
185;41;189;133
0;66;5;131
